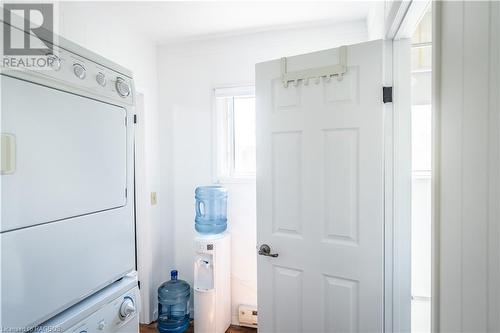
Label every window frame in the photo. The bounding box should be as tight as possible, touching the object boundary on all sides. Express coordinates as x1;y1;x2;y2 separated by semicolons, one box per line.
212;85;256;184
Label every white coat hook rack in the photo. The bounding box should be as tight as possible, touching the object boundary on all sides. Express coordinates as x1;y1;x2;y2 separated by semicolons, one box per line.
281;45;347;88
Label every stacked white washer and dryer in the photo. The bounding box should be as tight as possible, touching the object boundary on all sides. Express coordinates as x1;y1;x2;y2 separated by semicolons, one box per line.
1;20;139;332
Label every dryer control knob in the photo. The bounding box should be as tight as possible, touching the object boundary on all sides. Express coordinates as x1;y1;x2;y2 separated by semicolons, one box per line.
47;54;61;71
96;72;106;87
97;320;106;330
116;77;130;97
73;63;86;79
119;297;136;320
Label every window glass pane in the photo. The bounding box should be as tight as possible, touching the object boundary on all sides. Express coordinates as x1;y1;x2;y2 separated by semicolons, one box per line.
412;10;432;44
411;71;431;105
411;105;432;172
233;96;256;175
411;46;432;72
411;177;432;298
411;8;432;333
411;107;432;332
215;96;232;178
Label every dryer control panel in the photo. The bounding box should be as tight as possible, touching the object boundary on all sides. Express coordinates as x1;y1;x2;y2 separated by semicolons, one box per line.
3;45;135;106
49;45;133;104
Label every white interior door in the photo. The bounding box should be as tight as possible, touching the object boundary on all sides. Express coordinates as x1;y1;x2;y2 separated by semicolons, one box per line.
256;40;388;332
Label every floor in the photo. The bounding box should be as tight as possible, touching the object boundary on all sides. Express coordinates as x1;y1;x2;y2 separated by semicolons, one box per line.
140;321;257;333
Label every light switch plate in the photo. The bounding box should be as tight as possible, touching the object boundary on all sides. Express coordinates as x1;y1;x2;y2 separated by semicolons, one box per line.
151;192;157;205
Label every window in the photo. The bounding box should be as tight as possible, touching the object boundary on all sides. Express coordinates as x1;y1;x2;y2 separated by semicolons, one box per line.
411;8;432;333
214;86;256;182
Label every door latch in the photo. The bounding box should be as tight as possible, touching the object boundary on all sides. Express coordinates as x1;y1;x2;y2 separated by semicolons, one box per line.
258;244;279;258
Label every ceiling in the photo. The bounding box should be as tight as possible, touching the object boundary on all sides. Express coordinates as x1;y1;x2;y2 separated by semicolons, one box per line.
67;1;374;45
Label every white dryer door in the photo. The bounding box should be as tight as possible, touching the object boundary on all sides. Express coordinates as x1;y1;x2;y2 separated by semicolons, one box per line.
1;75;127;232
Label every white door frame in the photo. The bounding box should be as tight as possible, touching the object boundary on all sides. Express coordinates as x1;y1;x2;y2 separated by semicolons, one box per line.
384;1;431;332
384;38;412;333
134;92;155;324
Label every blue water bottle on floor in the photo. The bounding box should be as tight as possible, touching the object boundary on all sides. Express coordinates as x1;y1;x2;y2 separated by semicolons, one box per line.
157;270;190;333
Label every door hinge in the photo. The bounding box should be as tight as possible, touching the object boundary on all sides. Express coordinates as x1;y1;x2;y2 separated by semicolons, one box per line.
134;114;137;124
138;280;141;289
383;86;393;103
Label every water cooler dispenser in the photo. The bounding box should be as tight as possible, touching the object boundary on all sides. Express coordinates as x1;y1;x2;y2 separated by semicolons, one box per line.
193;186;231;333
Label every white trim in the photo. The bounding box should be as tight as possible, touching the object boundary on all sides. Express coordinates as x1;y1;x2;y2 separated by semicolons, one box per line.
385;0;412;40
386;3;433;332
384;39;395;333
395;1;432;40
214;176;256;185
214;85;254;97
392;39;412;333
489;4;500;331
384;38;412;333
431;2;441;332
385;0;431;40
412;42;432;49
134;92;154;324
412;170;432;179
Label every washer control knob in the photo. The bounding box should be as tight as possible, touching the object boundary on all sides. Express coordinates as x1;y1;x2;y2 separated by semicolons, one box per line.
96;72;107;87
73;63;86;79
116;77;131;97
97;320;106;330
119;297;136;320
47;54;61;71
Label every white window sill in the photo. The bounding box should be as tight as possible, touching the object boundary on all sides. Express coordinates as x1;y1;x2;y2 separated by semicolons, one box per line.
214;176;256;184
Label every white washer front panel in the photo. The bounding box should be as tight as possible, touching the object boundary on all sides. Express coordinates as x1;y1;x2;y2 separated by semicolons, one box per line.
33;274;140;333
1;75;127;232
1;208;135;330
68;292;139;333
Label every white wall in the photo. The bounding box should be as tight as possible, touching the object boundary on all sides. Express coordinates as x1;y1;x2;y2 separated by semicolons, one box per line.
158;20;369;324
57;2;172;323
436;1;500;331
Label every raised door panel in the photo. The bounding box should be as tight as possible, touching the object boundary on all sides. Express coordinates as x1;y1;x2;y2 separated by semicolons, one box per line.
273;266;303;332
272;131;303;237
323;128;359;245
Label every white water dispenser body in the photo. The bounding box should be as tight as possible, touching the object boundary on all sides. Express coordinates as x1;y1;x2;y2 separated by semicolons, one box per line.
194;232;231;333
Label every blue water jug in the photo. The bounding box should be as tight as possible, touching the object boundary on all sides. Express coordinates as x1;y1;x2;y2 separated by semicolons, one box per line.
195;186;227;234
157;270;190;333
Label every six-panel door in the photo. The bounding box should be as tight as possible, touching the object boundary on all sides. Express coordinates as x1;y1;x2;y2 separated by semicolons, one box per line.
256;40;386;332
